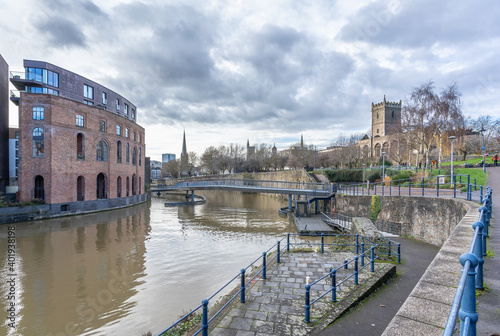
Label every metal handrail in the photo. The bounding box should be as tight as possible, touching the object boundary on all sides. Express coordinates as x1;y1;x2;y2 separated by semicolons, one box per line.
443;187;492;336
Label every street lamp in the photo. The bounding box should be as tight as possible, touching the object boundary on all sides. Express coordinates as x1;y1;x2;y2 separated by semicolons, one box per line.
382;152;386;183
479;127;486;173
314;146;317;172
449;136;456;178
363;163;366;186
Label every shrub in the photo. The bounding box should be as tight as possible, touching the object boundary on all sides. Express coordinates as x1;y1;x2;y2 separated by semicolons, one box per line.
369;195;381;221
324;169;363;182
366;169;382;182
390;170;414;181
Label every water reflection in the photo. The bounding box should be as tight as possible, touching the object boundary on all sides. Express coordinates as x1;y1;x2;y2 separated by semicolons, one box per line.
0;191;295;335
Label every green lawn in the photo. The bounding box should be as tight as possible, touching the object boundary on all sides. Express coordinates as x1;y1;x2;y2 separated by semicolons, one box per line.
440;157;485;166
455;168;488;186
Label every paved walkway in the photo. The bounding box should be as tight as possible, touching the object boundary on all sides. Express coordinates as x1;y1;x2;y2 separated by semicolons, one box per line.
294;215;334;234
209;250;391;336
476;167;500;335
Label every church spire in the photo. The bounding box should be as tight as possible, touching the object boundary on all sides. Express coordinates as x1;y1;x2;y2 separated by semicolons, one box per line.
300;134;304;148
182;130;187;156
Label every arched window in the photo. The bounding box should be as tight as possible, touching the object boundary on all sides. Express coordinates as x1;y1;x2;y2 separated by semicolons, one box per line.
96;140;108;161
132;174;137;195
126;143;130;164
132;147;137;165
77;133;85;159
392;110;395;118
77;176;85;201
139;148;142;166
96;173;107;199
117;176;122;197
139;177;142;194
33;128;44;157
126;176;130;196
117;141;122;163
34;175;44;200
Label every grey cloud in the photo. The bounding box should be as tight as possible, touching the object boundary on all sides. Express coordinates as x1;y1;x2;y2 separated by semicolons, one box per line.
35;16;87;48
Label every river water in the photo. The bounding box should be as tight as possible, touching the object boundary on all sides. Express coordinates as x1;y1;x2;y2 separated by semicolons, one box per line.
0;191;304;336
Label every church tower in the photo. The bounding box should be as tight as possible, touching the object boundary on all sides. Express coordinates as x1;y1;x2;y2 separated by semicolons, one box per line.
181;130;188;174
371;95;402;138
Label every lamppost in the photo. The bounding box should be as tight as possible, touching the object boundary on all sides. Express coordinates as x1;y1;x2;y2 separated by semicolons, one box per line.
314;146;317;172
449;136;456;178
363;163;366;186
382;152;386;183
479;127;486;173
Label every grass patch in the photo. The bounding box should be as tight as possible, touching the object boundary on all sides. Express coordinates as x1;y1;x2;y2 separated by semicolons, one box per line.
440;157;484;166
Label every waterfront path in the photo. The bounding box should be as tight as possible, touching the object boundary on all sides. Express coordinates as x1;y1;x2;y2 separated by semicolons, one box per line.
476;167;500;335
208;250;393;336
317;237;439;336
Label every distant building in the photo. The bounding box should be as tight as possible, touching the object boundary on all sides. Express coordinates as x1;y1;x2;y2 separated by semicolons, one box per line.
162;153;176;163
0;54;9;194
10;59;145;204
8;128;19;185
180;130;188;175
358;96;402;158
150;160;162;180
246;139;255;160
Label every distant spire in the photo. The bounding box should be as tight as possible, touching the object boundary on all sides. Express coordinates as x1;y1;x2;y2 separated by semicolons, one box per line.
247;139;250;148
300;134;304;148
383;95;386;103
182;130;187;155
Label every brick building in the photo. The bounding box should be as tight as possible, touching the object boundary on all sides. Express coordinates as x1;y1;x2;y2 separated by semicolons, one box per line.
10;60;145;204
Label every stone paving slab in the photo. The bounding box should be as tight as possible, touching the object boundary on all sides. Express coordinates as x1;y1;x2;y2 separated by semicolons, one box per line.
207;251;395;336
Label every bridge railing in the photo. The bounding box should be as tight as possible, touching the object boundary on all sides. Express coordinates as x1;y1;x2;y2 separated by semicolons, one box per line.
337;174;486;202
156;233;400;336
157;178;334;193
443;187;492;336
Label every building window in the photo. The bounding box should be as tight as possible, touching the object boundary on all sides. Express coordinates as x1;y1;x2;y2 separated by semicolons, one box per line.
84;84;94;99
84;100;94;106
33;128;44;157
132;147;137;165
102;92;107;105
33;107;44;120
377;129;379;134
139;134;141;143
139;147;142;166
126;143;130;164
124;103;129;116
117;141;122;163
96;173;107;199
99;121;106;132
133;131;136;141
392;110;395;118
117;176;122;197
77;176;85;201
25;68;59;87
116;125;121;136
116;99;120;111
76;114;84;127
34;175;45;200
126;176;130;196
125;128;129;138
131;109;135;119
77;133;85;159
96;140;108;161
132;174;137;195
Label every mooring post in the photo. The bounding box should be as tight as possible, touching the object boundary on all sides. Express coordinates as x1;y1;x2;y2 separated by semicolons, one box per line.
262;252;267;279
240;269;246;303
354;256;359;285
459;253;479;335
361;242;365;266
202;299;209;336
277;241;281;263
370;246;375;272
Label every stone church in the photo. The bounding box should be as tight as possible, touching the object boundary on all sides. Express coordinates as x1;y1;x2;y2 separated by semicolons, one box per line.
358;96;402;159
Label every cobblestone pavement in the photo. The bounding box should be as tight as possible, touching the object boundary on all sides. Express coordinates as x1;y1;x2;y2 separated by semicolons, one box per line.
208;250;378;336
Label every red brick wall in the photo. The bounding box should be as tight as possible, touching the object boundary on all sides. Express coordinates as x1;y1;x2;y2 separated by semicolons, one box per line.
19;93;145;204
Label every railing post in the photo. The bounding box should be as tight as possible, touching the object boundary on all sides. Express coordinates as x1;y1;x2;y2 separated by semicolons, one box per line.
388;240;392;257
355;234;359;254
374;184;377;195
409;178;411;196
389;180;392;196
361;242;365;266
240;269;246;303
474;178;477;191
472;222;485;291
344;259;348;269
331;268;336;302
437;175;440;197
480;186;483;203
354;256;359;285
370;247;375;272
421;177;424;196
399;180;401;196
277;241;281;263
305;284;311;323
202;299;209;336
397;243;401;264
453;175;456;198
262;252;267;279
458;253;479;335
287;233;290;252
321;233;324;253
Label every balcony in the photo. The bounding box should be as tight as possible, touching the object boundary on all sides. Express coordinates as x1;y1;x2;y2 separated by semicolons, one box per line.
10;71;43;91
10;90;20;106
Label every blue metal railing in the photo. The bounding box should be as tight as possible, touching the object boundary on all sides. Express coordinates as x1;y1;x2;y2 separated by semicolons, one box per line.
443;187;492;336
156;233;400;336
337;174;484;202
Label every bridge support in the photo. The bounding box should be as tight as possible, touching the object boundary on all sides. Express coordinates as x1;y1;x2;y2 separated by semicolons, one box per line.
191;190;194;202
288;194;292;212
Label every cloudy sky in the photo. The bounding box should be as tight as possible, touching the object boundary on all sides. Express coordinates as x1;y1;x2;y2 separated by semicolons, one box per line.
1;0;500;160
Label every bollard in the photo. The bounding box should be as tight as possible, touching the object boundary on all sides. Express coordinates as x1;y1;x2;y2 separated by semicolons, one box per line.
277;241;281;263
355;234;359;254
370;247;375;272
458;253;479;335
305;284;311;323
474;178;477;191
344;259;348;269
202;299;209;336
287;233;290;252
354;256;359;285
331;268;337;302
397;243;401;264
262;252;267;279
472;221;484;290
321;233;324;253
240;269;246;303
361;242;365;266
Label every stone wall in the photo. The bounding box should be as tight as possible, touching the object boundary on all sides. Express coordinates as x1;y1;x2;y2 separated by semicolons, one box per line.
335;194;469;246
